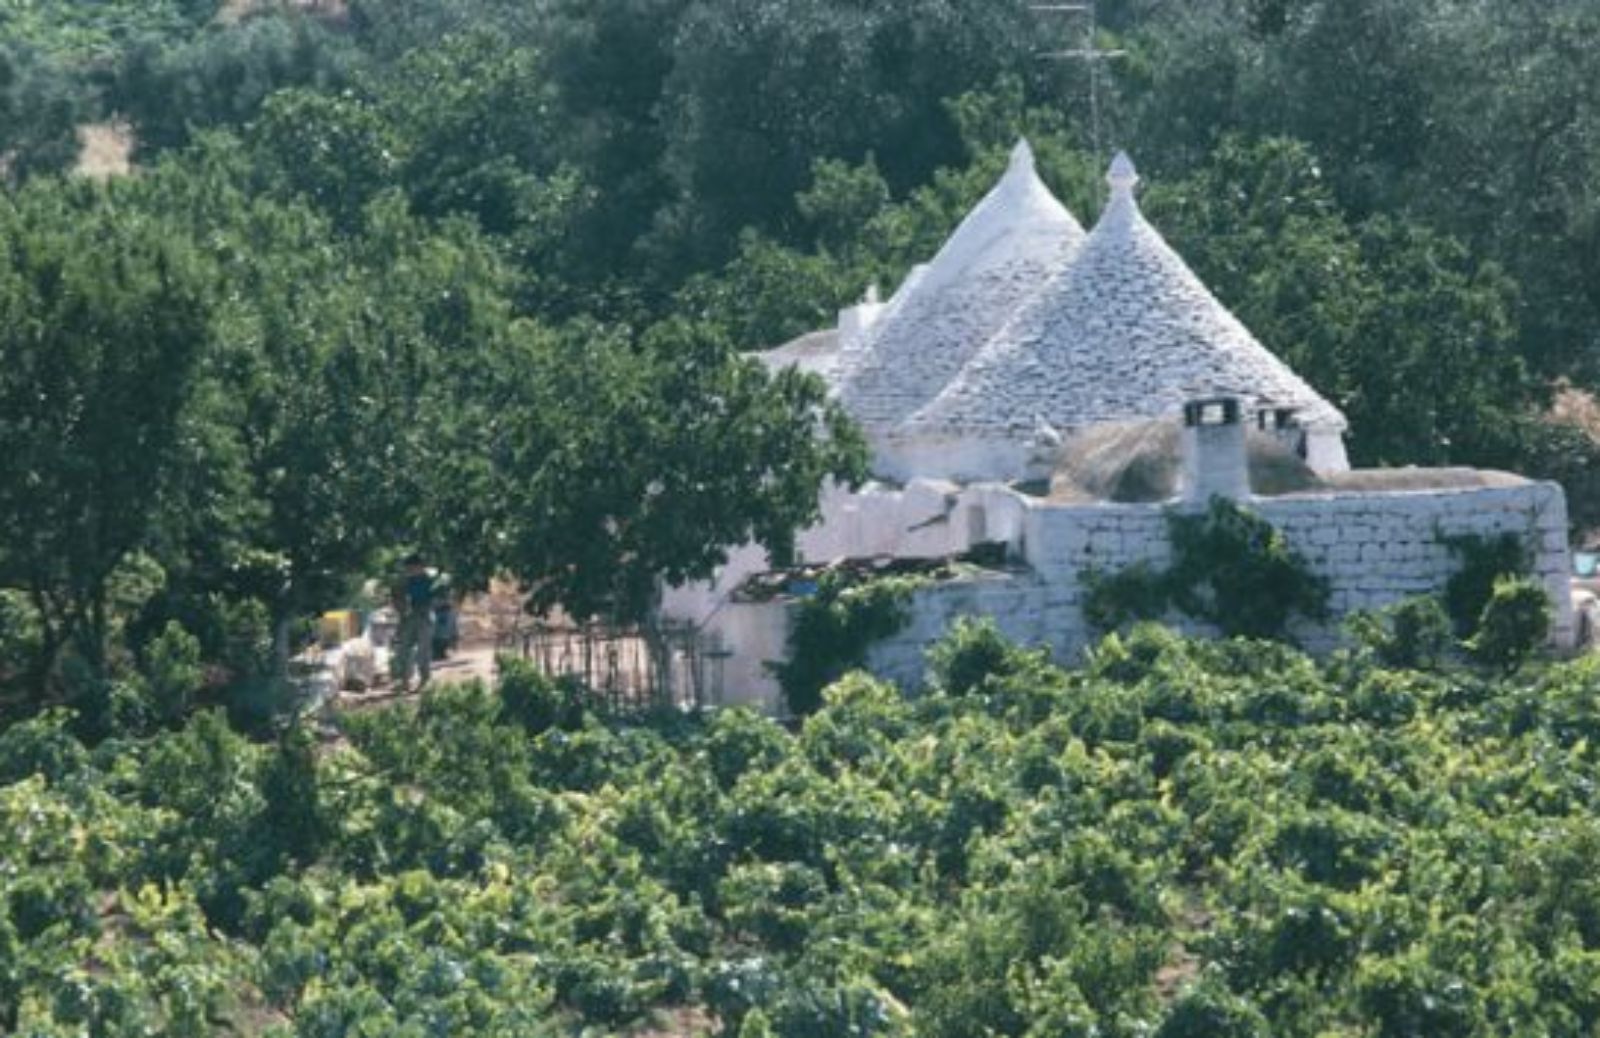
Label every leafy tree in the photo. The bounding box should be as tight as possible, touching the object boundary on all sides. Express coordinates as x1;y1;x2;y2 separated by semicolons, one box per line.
0;181;210;711
113;14;361;158
538;0;696;283
244;88;401;232
467;318;867;626
653;0;1039;267
0;47;89;182
1412;1;1600;378
1148;135;1528;468
1345;216;1525;465
122;145;509;673
683;94;1102;350
369;30;598;315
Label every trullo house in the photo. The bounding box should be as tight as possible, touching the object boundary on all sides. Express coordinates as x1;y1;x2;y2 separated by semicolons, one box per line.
660;144;1573;712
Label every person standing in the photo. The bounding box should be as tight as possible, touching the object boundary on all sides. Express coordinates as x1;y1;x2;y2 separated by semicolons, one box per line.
390;552;436;691
431;571;459;661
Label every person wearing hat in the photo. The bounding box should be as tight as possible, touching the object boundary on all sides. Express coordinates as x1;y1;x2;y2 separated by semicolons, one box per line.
390;552;437;691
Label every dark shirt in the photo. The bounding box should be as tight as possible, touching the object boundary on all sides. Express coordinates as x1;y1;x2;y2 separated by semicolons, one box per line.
405;573;434;612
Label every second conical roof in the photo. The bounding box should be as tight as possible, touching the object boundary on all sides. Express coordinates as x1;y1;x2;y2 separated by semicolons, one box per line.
903;153;1346;438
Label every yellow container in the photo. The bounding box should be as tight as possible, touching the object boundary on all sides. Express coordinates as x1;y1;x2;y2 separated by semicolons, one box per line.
319;610;360;648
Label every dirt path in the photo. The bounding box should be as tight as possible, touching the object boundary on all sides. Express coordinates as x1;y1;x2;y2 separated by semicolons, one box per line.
334;642;501;712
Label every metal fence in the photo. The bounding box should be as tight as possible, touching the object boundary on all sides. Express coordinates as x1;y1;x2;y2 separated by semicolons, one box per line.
495;619;724;713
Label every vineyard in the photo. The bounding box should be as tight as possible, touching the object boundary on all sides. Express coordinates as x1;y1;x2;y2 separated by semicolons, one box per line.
6;623;1600;1036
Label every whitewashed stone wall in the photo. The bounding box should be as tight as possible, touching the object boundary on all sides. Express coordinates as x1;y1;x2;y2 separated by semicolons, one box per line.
699;597;791;713
1255;484;1571;648
680;480;1572;711
861;482;1573;693
660;479;1028;629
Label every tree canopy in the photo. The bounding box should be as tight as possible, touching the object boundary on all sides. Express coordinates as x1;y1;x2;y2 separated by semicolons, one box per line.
4;0;1600;715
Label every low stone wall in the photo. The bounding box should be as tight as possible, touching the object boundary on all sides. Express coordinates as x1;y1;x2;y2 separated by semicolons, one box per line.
862;482;1573;692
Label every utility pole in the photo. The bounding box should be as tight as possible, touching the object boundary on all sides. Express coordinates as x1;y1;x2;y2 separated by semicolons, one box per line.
1032;2;1126;204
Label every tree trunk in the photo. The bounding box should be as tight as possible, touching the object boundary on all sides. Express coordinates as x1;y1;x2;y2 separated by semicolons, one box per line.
22;589;68;700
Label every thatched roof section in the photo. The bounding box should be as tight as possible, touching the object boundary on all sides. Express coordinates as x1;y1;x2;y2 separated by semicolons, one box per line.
1045;420;1520;503
1048;421;1321;503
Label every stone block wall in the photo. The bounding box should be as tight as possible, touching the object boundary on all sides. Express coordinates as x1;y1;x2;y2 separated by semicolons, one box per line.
862;482;1574;692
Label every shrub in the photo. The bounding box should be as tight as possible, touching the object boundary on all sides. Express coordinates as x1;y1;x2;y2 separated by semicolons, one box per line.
1166;497;1330;640
212;595;275;681
773;573;922;716
1347;669;1428;725
1345;595;1455;671
142;621;204;726
1440;530;1531;636
258;724;327;867
1356;953;1486;1037
497;655;584;734
1081;498;1328;642
1156;975;1270;1038
1468;576;1551;672
0;589;42;683
720;862;828;951
926;616;1028;696
224;674;298;736
1082;561;1169;634
0;709;88;785
738;1008;777;1038
1086;623;1189;685
705;707;791;788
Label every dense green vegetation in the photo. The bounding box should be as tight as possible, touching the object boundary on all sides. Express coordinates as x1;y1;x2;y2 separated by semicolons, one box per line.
4;0;1600;719
8;630;1600;1034
4;6;1600;1030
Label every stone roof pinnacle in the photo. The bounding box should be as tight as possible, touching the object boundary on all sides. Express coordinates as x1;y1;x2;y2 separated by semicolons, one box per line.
1009;138;1036;173
1107;151;1139;195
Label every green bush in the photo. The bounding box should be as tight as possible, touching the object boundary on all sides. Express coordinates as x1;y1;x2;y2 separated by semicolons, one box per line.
705;706;791;788
1166;497;1330;640
0;589;43;683
1156;975;1269;1038
142;621;204;726
1346;595;1455;671
258;724;327;867
497;654;585;734
1082;498;1329;642
1357;952;1486;1037
1441;530;1532;636
773;573;922;716
0;709;88;785
213;595;276;682
926;616;1030;696
1468;576;1551;672
8;623;1600;1033
1082;561;1170;634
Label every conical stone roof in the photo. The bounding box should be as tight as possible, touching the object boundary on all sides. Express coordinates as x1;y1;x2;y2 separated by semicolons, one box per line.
835;140;1086;429
901;153;1346;440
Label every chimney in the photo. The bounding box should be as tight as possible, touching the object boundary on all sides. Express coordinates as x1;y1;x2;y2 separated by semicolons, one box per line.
837;284;885;347
1181;396;1250;502
1257;405;1306;459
